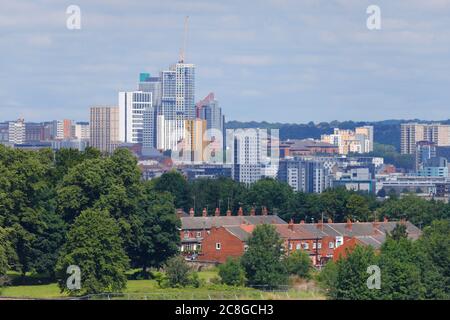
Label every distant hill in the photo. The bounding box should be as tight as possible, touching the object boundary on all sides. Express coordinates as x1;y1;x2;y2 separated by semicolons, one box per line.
225;119;450;151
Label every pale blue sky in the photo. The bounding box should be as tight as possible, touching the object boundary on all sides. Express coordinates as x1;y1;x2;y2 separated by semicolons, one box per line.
1;0;450;122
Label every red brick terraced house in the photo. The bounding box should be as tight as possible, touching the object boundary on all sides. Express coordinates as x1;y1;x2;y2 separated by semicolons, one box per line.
179;207;286;261
179;207;422;267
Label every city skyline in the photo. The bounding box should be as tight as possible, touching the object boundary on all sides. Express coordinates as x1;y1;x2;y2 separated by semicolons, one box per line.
1;0;450;123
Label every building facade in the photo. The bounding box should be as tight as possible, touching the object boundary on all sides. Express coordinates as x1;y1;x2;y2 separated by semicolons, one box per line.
401;123;450;154
90;106;119;153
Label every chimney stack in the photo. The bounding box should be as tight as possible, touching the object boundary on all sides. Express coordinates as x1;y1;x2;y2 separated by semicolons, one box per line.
346;218;352;231
202;208;207;217
262;206;268;216
238;207;243;216
250;207;256;216
189;208;195;217
215;207;220;217
383;217;388;223
288;219;294;231
300;220;305;224
317;219;323;230
226;209;232;217
327;218;333;224
176;209;183;218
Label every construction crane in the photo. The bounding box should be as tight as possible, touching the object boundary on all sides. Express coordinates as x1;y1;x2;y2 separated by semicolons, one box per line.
179;16;189;63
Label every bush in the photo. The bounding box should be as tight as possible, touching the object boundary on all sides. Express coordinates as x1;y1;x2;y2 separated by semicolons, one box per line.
218;258;246;286
284;250;312;279
188;271;203;288
164;256;191;287
153;271;169;288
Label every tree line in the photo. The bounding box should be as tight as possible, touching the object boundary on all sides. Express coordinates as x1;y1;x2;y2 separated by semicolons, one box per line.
155;172;450;227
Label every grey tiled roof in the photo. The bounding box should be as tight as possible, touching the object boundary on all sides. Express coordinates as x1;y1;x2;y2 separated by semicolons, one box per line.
180;215;286;230
224;226;252;241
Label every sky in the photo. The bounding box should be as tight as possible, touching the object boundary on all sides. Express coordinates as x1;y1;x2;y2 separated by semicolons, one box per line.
1;0;450;123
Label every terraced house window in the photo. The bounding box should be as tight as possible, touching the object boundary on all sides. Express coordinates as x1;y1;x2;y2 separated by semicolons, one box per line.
216;243;221;250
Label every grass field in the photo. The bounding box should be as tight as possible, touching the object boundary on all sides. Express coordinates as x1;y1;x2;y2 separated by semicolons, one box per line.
0;269;325;300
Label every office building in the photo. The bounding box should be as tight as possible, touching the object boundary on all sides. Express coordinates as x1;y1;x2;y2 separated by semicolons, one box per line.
118;91;152;144
90;106;119;153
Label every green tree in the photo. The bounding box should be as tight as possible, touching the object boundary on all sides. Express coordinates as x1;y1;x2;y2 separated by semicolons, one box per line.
153;171;191;211
0;227;9;279
55;209;129;295
129;188;180;275
218;257;246;286
164;255;191;287
378;238;425;299
346;194;371;221
418;220;450;298
388;223;408;241
284;250;312;279
241;224;288;288
332;245;379;300
317;260;338;295
245;178;293;216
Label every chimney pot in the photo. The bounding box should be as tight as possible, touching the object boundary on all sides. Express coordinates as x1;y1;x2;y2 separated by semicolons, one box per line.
226;209;232;216
250;208;255;216
202;208;207;217
300;220;305;224
262;206;268;216
383;217;388;223
215;207;220;217
327;218;332;223
189;208;195;217
238;207;243;216
288;219;294;231
346;218;352;230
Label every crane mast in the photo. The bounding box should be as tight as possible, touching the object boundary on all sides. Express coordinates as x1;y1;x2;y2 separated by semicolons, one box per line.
179;16;189;63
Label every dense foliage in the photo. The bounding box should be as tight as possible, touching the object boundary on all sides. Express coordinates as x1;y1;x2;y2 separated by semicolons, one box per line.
0;145;180;293
55;209;129;295
241;225;288;288
218;257;246;286
319;221;450;300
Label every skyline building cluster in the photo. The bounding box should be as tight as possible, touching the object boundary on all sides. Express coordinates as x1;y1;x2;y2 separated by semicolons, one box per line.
401;123;450;155
320;126;374;155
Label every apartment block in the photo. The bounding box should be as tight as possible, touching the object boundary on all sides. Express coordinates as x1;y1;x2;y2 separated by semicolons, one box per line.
90;106;119;153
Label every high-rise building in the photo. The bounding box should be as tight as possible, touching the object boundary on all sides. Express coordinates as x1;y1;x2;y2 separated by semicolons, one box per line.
90;106;119;153
25;122;44;142
197;92;223;140
321;126;373;155
138;73;161;153
156;115;185;151
401;123;450;154
184;119;208;164
156;63;195;152
53;119;73;140
227;128;269;185
73;122;90;141
278;158;331;193
118;91;152;144
8;119;26;144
